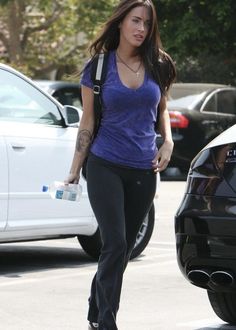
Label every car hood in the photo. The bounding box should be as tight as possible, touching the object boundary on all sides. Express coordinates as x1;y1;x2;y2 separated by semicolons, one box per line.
203;124;236;150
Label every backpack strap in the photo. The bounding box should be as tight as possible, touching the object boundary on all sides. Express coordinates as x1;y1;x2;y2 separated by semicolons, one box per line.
81;53;109;180
90;52;109;135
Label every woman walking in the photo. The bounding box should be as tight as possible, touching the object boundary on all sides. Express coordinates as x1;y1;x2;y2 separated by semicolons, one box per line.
65;0;176;329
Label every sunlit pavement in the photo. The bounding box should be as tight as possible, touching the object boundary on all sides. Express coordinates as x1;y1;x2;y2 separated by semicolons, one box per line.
0;182;233;330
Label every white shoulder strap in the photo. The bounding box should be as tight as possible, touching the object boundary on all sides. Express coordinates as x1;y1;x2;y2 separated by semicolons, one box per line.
95;53;105;81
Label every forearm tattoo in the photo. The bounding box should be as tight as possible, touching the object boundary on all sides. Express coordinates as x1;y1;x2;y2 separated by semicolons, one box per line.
76;129;92;153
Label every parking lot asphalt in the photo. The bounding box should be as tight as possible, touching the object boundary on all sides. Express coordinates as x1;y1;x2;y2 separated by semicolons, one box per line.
0;182;234;330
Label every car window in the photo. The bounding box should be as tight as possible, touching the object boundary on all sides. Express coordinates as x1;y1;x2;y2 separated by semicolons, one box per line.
0;68;63;125
202;93;217;113
53;88;82;108
217;90;236;115
202;90;236;115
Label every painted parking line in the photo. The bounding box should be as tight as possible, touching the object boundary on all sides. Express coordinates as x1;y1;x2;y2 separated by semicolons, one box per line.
146;246;175;252
150;241;175;245
129;259;177;271
0;256;177;288
0;240;177;288
0;266;96;287
143;252;175;260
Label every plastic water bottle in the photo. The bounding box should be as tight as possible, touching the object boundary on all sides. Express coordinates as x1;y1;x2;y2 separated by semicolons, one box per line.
42;181;82;202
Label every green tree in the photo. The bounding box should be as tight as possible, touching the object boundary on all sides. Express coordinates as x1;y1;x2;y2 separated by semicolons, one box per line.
154;0;236;85
0;0;116;78
77;0;118;39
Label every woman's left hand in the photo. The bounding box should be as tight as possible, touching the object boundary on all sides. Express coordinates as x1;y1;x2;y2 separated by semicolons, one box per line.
152;140;174;172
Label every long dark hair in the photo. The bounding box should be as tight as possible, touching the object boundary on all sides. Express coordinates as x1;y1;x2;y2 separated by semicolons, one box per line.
89;0;176;94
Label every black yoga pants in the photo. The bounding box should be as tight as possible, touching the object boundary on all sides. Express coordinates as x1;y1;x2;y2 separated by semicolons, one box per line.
86;153;157;330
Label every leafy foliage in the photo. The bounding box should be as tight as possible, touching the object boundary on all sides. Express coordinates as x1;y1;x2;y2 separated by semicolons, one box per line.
0;0;11;6
77;0;118;39
0;0;116;78
0;0;235;84
154;0;236;85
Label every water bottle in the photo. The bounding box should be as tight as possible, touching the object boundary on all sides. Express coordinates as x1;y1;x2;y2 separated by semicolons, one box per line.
42;181;82;202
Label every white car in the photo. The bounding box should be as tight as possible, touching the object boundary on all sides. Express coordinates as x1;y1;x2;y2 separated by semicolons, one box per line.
0;63;156;259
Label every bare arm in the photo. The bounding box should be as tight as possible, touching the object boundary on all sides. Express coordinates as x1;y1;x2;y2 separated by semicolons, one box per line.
152;95;174;172
65;85;95;183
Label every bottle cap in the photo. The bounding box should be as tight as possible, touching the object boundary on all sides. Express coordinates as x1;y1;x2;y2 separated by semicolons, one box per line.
42;185;49;192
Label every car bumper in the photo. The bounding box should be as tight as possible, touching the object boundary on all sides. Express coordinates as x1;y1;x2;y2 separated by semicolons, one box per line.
175;194;236;291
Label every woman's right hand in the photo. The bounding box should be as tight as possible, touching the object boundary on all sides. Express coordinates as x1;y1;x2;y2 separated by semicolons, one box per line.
64;172;80;185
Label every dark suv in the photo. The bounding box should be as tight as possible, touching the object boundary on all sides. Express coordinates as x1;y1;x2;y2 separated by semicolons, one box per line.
175;124;236;325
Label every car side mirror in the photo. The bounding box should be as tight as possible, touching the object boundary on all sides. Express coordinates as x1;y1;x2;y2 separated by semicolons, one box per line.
63;105;80;126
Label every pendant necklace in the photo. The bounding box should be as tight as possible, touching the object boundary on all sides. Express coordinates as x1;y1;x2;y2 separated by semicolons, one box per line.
116;52;142;77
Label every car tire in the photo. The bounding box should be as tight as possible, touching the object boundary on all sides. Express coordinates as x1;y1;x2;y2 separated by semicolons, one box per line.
77;202;155;260
207;290;236;324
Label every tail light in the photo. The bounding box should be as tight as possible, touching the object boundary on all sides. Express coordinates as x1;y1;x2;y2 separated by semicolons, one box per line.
169;111;189;128
186;143;236;196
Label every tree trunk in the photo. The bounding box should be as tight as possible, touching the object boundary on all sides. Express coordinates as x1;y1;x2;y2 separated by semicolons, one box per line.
7;0;24;64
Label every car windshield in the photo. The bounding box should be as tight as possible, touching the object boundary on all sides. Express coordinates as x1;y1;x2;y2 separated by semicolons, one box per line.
167;92;206;110
0;68;62;125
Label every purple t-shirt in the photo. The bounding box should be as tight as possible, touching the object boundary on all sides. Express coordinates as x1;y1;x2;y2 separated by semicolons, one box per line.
81;51;161;169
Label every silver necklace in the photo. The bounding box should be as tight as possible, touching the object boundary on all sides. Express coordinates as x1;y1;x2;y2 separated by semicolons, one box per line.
116;52;142;77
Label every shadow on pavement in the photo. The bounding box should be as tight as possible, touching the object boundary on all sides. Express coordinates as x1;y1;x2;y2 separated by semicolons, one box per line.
0;243;96;277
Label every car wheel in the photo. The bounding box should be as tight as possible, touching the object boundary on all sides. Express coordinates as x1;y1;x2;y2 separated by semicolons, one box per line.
77;202;155;260
207;290;236;324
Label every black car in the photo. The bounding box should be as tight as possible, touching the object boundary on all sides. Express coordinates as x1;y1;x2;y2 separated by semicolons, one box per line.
35;80;82;108
175;124;236;325
167;83;236;175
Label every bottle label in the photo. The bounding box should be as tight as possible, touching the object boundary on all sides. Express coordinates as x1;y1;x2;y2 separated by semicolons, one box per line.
47;183;82;202
55;189;64;199
69;192;77;201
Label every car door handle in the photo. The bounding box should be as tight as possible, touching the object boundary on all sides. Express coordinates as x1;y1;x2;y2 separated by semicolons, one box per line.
11;143;26;151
